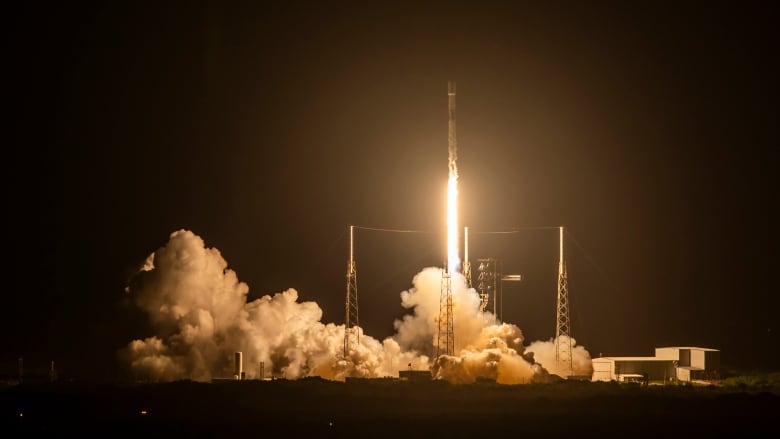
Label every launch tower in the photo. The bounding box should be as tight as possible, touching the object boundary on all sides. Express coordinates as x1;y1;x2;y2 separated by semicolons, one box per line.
344;225;359;358
476;258;499;314
462;226;472;287
555;226;573;376
436;269;454;357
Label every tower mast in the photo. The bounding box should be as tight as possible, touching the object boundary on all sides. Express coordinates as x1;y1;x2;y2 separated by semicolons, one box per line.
344;225;359;358
463;226;471;287
555;226;573;376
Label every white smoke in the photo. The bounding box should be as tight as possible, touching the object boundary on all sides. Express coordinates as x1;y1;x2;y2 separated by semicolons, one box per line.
526;336;594;377
121;229;592;383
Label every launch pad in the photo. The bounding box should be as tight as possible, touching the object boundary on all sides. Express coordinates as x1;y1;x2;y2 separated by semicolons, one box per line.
341;82;576;378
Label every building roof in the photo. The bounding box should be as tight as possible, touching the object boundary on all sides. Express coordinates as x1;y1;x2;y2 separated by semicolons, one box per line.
656;347;719;351
593;357;674;362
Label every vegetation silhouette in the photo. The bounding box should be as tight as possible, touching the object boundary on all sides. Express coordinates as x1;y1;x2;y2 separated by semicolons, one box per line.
3;373;778;436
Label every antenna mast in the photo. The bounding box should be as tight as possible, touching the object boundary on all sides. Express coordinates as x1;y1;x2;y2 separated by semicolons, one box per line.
555;226;573;376
344;225;359;358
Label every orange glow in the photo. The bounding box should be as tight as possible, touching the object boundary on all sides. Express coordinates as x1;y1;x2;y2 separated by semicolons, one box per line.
447;80;460;274
447;172;459;274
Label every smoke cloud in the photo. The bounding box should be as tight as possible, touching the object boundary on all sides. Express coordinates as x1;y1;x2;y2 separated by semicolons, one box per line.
121;229;592;383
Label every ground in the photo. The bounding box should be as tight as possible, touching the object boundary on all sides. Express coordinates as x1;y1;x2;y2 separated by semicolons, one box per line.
2;378;778;437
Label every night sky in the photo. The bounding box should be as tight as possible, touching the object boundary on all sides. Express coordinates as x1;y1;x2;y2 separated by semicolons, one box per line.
6;1;776;380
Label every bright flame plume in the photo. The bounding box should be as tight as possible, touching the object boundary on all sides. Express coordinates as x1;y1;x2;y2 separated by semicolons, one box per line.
447;163;459;274
447;81;460;274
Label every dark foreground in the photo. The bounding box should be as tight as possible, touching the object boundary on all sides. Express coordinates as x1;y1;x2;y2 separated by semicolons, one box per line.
2;378;778;437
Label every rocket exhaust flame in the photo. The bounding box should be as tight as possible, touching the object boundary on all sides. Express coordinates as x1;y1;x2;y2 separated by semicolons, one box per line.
447;80;460;274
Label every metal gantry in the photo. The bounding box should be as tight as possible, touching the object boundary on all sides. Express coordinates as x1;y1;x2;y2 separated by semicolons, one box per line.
462;226;472;288
342;225;431;361
343;225;359;358
476;258;499;314
436;269;454;357
555;226;574;377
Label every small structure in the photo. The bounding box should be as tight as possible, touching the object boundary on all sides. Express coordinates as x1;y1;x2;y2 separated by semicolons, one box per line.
234;352;243;380
399;370;432;382
592;346;720;383
592;356;675;383
655;346;720;381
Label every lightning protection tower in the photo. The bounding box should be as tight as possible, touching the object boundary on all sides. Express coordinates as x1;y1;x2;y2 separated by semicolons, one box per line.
437;268;455;357
344;225;359;358
555;226;573;376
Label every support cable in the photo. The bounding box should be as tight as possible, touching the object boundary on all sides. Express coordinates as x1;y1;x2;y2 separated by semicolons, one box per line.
353;226;432;234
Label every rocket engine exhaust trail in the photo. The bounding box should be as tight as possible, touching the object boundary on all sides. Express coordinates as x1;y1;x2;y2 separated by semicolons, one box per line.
447;81;460;274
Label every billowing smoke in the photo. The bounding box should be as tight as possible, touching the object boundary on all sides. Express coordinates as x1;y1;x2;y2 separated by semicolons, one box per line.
526;336;593;378
121;229;592;383
395;267;592;383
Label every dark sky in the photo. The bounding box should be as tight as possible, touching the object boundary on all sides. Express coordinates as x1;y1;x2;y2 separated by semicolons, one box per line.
6;1;776;380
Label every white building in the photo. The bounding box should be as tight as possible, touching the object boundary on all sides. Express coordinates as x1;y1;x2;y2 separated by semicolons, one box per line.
592;347;720;383
655;346;720;381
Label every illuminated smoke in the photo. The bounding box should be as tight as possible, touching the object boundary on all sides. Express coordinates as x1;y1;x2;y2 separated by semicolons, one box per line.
121;229;592;383
526;336;594;377
121;230;419;381
397;267;571;383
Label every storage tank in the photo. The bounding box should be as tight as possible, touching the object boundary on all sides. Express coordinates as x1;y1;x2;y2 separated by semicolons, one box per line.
234;352;243;380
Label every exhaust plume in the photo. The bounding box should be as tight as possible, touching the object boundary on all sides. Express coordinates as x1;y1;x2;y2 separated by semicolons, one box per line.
447;80;460;274
121;229;593;382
